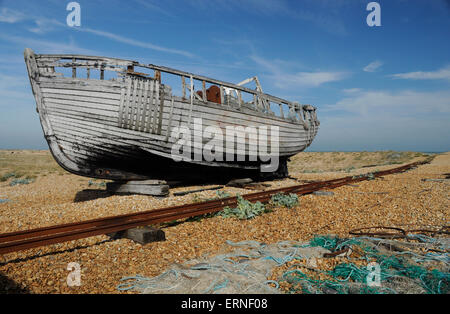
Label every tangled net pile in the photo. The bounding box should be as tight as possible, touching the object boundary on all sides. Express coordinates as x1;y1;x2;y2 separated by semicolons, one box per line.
117;234;448;294
282;234;449;294
117;240;328;294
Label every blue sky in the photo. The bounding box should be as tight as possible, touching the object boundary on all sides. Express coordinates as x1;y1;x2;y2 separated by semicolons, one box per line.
0;0;449;152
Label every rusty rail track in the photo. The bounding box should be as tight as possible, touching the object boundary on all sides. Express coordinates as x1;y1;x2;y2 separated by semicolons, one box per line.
0;161;426;255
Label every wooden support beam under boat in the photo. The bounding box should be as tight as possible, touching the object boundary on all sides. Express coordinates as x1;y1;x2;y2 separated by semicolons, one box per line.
106;180;169;196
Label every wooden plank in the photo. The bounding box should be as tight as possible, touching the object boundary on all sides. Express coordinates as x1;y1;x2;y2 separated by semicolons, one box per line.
122;77;133;129
40;87;121;100
39;62;125;74
146;80;154;133
43;98;118;115
220;85;224;105
253;94;258;111
47;105;118;123
72;58;76;78
155;70;161;83
193;92;203;101
39;77;124;90
49;124;167;158
53;132;145;159
111;180;166;186
53;136;157;164
181;76;186;99
55;144;134;167
139;79;149;132
50;126;171;161
202;80;206;102
36;55;134;67
188;75;194;126
165;97;174;142
158;85;165;134
152;81;160;133
53;135;138;160
106;182;169;196
44;100;119;117
134;78;144;131
49;117;166;148
49;119;172;154
43;93;120;106
108;227;166;244
118;84;126;127
128;77;138;129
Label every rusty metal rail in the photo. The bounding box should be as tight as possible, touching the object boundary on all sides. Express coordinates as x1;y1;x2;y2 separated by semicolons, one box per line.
0;161;426;255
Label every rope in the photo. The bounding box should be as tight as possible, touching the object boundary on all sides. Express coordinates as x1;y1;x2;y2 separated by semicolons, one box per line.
117;235;449;294
117;270;180;291
281;235;449;294
117;240;305;293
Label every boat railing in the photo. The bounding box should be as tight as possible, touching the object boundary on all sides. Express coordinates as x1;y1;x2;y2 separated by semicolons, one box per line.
139;63;318;126
34;53;318;126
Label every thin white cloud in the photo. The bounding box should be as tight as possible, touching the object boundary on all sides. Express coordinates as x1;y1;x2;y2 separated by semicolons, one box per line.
0;8;25;23
0;34;98;55
0;6;64;35
251;55;348;88
134;0;175;18
324;89;450;116
342;88;362;94
391;65;450;80
75;27;194;58
282;71;347;88
0;7;65;34
239;0;291;15
28;18;64;34
0;6;193;58
363;60;383;72
0;7;61;33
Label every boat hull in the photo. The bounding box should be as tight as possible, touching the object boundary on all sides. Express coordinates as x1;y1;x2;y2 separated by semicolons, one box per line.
24;49;319;182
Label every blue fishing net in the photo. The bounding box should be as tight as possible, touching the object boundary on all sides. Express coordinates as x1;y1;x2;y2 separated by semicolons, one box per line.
284;235;449;294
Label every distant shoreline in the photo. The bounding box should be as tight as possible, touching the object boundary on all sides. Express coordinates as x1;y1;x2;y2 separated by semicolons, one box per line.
0;149;447;153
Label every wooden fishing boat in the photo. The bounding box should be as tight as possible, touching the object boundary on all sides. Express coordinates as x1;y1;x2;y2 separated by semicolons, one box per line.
24;48;319;183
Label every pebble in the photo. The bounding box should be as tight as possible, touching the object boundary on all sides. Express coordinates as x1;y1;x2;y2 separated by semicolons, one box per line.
313;191;335;196
0;152;448;294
